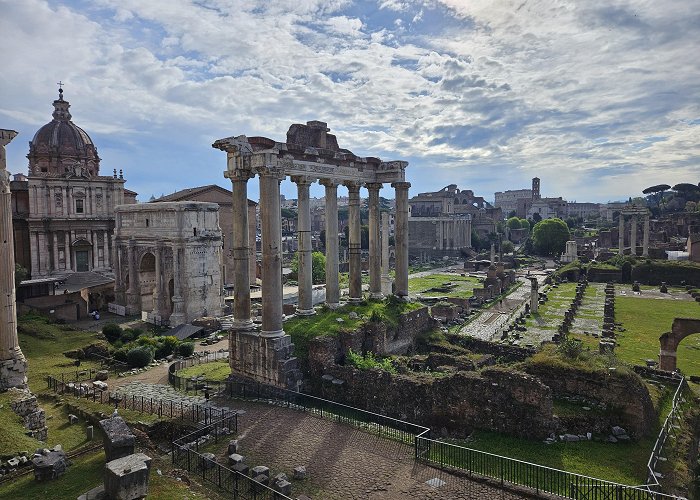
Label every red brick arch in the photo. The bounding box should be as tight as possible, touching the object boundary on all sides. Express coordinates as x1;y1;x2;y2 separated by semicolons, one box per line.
659;318;700;371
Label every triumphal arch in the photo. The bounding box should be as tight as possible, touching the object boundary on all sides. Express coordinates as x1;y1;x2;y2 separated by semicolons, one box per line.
213;121;410;389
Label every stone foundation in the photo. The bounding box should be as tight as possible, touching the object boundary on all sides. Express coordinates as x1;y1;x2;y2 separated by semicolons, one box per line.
0;348;28;391
229;329;301;389
7;387;47;441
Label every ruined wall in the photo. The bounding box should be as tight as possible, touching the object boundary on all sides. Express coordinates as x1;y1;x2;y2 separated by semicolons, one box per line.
442;333;535;362
525;364;655;437
311;366;555;439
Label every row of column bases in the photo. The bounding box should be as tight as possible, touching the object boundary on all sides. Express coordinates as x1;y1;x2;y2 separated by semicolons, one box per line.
618;214;650;256
227;170;410;337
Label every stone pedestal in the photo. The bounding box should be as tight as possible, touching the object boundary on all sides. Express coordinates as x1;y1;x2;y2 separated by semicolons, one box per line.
0;350;28;391
99;416;136;462
229;329;301;389
104;453;152;500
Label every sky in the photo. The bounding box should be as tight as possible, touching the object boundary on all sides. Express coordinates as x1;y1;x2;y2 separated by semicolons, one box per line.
1;0;698;204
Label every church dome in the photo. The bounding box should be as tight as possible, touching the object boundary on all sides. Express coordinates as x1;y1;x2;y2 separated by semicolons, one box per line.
27;88;100;177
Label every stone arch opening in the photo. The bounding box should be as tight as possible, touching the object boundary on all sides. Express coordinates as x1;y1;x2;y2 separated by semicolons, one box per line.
73;238;92;272
659;318;700;372
138;252;156;313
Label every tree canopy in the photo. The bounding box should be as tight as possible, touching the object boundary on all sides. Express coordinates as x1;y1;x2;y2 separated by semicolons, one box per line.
290;251;326;284
642;184;671;195
506;217;522;229
532;218;570;256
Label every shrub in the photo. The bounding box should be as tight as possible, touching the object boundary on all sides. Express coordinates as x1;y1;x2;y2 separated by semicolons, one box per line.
102;323;122;343
126;346;154;368
155;336;180;359
347;349;396;373
177;342;195;357
558;338;584;360
112;348;128;364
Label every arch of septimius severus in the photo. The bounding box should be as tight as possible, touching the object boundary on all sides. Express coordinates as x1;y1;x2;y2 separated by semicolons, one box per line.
213;121;410;389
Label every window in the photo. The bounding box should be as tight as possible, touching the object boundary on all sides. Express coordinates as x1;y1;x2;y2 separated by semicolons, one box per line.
76;199;84;213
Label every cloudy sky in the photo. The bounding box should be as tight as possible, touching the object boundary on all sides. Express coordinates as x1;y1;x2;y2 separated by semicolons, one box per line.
1;0;698;203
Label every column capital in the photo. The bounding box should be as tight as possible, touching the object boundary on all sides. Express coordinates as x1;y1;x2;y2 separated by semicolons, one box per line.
254;165;286;180
320;178;340;188
365;182;382;191
224;168;255;181
344;180;361;192
391;181;411;190
290;175;314;186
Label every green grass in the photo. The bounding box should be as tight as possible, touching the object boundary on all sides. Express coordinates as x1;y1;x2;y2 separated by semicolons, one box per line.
615;296;700;375
177;360;231;382
0;391;45;457
408;273;481;298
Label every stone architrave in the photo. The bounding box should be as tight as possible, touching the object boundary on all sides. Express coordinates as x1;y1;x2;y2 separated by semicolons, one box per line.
0;129;28;391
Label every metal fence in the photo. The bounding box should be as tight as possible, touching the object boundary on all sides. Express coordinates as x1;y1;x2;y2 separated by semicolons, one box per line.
46;374;236;428
172;414;291;500
168;351;229;394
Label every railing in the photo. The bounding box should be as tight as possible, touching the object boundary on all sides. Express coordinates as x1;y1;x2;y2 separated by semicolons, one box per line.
46;374;236;429
168;350;229;394
172;414;291;500
647;374;688;488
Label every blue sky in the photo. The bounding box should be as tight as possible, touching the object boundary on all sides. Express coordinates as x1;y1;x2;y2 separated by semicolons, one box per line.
1;0;698;203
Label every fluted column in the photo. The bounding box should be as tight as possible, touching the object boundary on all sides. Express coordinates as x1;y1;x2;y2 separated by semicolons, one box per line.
0;129;27;390
618;214;625;255
630;216;637;256
225;167;254;329
643;215;650;257
259;168;285;337
345;181;362;302
64;231;71;271
52;232;59;272
366;182;383;298
392;181;410;298
321;179;340;308
293;176;314;315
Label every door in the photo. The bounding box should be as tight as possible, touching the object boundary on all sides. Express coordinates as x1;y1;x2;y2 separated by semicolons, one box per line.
76;250;89;272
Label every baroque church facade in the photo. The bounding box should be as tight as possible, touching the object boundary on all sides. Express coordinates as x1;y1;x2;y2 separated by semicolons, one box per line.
11;88;136;278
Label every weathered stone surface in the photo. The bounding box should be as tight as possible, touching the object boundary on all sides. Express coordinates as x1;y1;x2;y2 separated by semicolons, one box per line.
104;452;152;500
7;388;47;441
227;439;238;454
293;465;307;480
31;448;69;481
228;453;244;466
201;453;217;469
250;465;269;478
99;416;135;462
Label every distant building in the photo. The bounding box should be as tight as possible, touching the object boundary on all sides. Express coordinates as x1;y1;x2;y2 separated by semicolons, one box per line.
495;177;539;218
526;197;567;220
566;202;600;220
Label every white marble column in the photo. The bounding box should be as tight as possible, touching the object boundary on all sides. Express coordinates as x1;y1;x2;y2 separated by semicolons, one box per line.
618;215;625;255
0;129;27;390
643;215;650;257
345;181;362;302
366;182;383;298
392;181;410;298
293;176;314;315
226;167;254;329
52;232;59;272
64;231;71;271
630;216;637;256
321;179;340;308
259;168;285;337
381;212;392;296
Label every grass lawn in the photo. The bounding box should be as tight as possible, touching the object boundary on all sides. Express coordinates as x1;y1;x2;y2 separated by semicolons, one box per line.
408;273;481;298
615;297;700;376
177;360;231;382
0;391;46;456
525;283;577;329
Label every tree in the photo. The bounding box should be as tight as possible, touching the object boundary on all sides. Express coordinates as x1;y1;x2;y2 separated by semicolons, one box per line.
15;264;28;287
532;212;542;223
507;210;517;218
532;218;570;256
290;251;326;284
672;183;699;194
506;217;522;230
642;184;671;212
565;217;578;230
501;241;515;254
520;218;531;231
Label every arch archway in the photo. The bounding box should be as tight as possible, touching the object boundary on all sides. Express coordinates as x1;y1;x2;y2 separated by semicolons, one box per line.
138;252;156;312
659;318;700;371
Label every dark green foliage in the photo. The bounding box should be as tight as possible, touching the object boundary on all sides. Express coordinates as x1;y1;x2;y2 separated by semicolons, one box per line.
126;346;153;368
346;349;396;373
102;323;122;343
532;218;570;256
506;217;522;229
177;342;195;357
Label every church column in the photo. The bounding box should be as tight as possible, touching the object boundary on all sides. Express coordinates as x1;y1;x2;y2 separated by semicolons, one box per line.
392;181;410;298
259;167;285;337
345;181;362;302
38;232;48;276
225;167;254;329
630;216;637;256
321;179;340;308
366;182;383;298
0;129;27;390
104;231;111;270
92;230;99;269
66;187;72;216
52;232;59;272
643;215;650;257
618;214;625;255
64;231;71;271
30;231;39;276
293;176;314;315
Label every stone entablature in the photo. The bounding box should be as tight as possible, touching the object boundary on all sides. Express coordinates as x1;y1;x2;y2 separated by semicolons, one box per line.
113;202;223;326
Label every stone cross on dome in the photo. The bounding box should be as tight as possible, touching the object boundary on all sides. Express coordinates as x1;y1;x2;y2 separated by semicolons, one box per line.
57;81;64;100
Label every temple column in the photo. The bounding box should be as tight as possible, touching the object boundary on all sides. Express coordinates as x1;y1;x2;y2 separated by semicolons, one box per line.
0;129;27;390
366;182;383;298
225;167;254;329
381;212;392;296
64;231;71;271
52;232;59;272
345;181;362;302
293;176;314;315
259;168;285;337
169;244;186;326
618;214;625;255
126;238;139;313
392;181;410;298
630;216;637;256
321;179;340;308
643;215;650;257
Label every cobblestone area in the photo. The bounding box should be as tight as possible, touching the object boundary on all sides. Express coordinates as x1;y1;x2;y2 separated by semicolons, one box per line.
216;399;529;499
570;283;606;336
116;381;207;407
